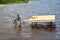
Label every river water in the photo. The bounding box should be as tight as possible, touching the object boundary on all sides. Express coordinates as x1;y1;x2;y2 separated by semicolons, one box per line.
0;0;60;40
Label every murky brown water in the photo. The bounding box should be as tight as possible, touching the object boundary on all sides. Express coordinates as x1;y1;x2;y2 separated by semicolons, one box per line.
0;21;56;40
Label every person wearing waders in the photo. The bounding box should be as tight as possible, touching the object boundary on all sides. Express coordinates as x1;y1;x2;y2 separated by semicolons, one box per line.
16;14;21;28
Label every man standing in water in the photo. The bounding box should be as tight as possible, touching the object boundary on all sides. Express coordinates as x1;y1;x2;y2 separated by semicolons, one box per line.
16;14;21;27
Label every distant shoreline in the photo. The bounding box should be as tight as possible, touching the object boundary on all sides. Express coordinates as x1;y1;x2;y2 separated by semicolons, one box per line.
0;3;27;7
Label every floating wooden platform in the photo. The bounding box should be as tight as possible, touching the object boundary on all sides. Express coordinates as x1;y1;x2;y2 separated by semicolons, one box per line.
24;15;55;22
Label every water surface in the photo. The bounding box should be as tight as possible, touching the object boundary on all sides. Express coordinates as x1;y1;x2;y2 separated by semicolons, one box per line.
0;0;60;40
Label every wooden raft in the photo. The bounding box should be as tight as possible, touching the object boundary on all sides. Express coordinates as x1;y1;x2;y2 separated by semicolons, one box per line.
24;15;55;22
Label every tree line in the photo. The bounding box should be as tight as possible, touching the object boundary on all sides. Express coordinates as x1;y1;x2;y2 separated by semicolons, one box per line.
0;0;29;4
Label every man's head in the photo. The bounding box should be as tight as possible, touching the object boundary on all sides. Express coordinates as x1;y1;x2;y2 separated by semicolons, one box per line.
17;14;19;16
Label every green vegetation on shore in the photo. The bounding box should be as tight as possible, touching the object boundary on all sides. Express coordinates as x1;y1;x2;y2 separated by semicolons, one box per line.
0;0;29;4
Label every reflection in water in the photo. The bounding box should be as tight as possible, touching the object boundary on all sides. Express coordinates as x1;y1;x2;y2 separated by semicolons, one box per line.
44;27;56;32
31;25;56;32
0;23;56;40
13;27;21;32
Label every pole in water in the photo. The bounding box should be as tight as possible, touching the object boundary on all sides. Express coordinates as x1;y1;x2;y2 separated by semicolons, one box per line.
31;22;34;28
